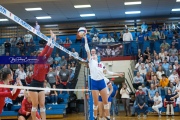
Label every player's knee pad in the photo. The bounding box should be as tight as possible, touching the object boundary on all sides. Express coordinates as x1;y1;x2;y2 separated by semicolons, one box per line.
31;107;37;112
104;104;109;110
40;107;46;112
93;105;98;110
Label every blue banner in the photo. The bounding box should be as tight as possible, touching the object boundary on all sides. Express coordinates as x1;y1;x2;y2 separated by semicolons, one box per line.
0;56;47;64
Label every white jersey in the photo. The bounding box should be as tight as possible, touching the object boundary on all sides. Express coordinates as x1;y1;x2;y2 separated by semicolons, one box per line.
89;58;104;80
104;77;110;95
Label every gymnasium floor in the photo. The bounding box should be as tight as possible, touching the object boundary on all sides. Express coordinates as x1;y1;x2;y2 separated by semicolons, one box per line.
48;113;180;120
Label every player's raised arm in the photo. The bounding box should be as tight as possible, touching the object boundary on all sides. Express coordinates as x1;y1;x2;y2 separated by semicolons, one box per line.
84;35;91;61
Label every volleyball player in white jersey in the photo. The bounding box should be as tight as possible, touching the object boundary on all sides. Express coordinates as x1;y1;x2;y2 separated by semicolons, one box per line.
84;35;110;120
98;62;123;120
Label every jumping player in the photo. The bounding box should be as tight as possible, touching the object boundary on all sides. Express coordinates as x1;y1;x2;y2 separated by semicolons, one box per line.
0;68;21;114
84;34;123;120
28;30;56;120
18;91;41;120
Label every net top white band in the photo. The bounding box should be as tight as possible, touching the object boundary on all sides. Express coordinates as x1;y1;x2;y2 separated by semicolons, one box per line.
0;5;86;62
0;84;89;92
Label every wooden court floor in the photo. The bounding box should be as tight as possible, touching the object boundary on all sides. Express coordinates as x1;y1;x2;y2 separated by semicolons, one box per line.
47;113;180;120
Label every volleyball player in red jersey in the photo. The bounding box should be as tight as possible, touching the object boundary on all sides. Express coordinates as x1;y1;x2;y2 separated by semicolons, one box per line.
29;30;56;120
18;91;41;120
0;68;21;114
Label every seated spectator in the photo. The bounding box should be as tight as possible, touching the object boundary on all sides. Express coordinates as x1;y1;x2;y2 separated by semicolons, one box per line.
152;91;162;117
92;34;99;43
137;49;143;62
47;67;57;88
169;45;178;56
160;40;170;51
44;82;51;104
159;48;165;60
24;31;33;46
158;74;169;95
141;22;148;33
154;28;160;39
26;66;33;85
168;70;178;84
55;66;61;76
72;48;79;57
106;46;112;57
154;55;161;69
162;59;170;75
167;65;173;77
53;61;60;69
57;65;70;94
59;56;67;67
169;82;176;94
171;39;178;49
164;89;175;116
135;60;142;70
111;48;115;57
113;31;119;42
50;85;58;104
44;80;51;88
147;63;156;73
142;84;148;96
139;63;147;78
135;86;148;119
107;35;115;42
133;72;144;90
100;36;108;43
173;61;179;70
71;63;76;72
47;55;54;67
147;72;155;86
63;37;72;50
152;75;160;89
148;84;157;107
54;53;61;63
156;66;165;80
169;54;178;64
161;51;169;63
143;47;151;60
159;31;166;40
4;97;13;111
68;65;75;81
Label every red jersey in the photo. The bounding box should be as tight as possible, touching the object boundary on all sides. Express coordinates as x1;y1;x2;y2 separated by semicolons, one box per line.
18;98;40;119
33;45;53;82
0;81;20;114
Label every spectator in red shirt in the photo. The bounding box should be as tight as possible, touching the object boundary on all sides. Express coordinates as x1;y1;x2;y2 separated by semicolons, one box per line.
0;68;21;114
28;30;56;120
18;91;41;120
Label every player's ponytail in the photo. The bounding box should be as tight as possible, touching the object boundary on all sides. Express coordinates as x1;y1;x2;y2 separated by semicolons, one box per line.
0;68;12;81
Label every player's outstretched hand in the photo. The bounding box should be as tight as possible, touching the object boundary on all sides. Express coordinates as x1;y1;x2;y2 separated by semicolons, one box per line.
119;73;124;78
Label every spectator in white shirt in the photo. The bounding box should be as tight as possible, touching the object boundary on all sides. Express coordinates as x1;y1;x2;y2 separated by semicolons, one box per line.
111;48;115;56
15;64;22;77
169;54;178;64
100;36;107;43
24;31;33;46
92;34;99;43
123;29;133;55
17;66;27;86
107;35;115;42
139;63;147;78
106;46;112;57
168;70;178;84
120;83;131;116
72;48;79;57
173;61;179;70
152;91;163;117
135;59;142;70
161;51;169;63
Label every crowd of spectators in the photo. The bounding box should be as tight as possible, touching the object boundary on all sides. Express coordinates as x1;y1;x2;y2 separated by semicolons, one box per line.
2;51;78;111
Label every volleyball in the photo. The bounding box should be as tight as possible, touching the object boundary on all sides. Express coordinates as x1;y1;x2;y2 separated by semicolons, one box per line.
78;27;87;37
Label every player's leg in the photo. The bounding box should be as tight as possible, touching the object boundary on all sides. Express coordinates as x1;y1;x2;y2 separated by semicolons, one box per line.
38;91;46;120
29;91;38;120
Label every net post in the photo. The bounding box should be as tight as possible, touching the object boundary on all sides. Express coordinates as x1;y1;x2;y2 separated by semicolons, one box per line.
88;75;93;120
